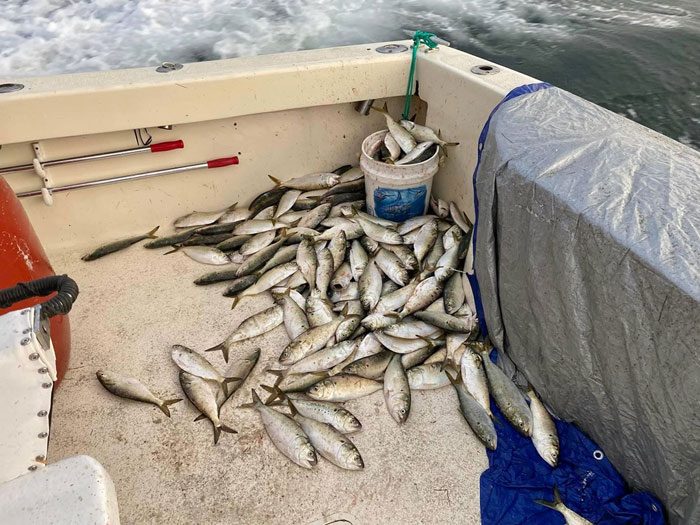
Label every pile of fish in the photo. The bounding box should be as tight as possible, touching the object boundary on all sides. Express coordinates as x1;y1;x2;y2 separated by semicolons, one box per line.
369;103;458;165
91;162;560;478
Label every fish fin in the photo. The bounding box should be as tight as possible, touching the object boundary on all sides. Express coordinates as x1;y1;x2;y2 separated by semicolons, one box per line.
444;368;459;386
157;398;182;417
237;402;254;409
220;423;237;434
409;113;417;122
194;413;207;422
534;486;562;510
286;397;299;417
204;342;228;362
226;202;239;211
260;384;286;405
268;175;282;186
251;388;262;404
213;425;221;445
230;296;240;310
383;311;400;318
340;302;350;316
146;226;160;238
223;377;241;398
417;335;440;348
163;245;181;255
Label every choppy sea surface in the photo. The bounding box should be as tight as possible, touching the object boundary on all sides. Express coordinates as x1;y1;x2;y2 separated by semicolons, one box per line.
1;0;698;148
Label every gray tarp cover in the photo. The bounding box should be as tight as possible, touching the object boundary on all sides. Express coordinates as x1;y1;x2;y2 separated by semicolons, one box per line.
474;86;700;524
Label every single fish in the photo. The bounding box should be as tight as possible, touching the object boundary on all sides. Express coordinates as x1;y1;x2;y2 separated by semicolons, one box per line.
354;333;384;360
337;166;364;183
354;214;403;245
268;370;328;393
335;315;362;344
384;353;411;424
372;104;416;154
398;215;436;235
400;120;459;147
323;178;365;198
179;371;236;444
349;240;369;281
449;202;473;235
444;272;466;314
306;289;335;327
274;289;310;340
315;247;334;295
383;131;401;161
535;487;593;525
528;389;560;467
430;196;450;218
249;187;287;216
383;318;441;339
401;345;438;369
381;243;419;271
400;276;444;317
96;370;181;416
395;141;435;165
375;248;409;286
279;314;346;365
217;206;253;225
269;172;340;191
476;343;533;436
282;393;361;433
293;413;364;470
407;362;450;390
82;226;159;261
206;306;283;361
193;265;240;285
328;200;365;218
143;228;197;249
171;345;240;397
412;220;438;265
235;235;288;277
215;234;252;251
342;350;392;379
274;190;302;219
375;332;443;354
216;347;261;408
330;282;359;303
257;244;298;274
359;235;381;255
168;245;230;265
307;374;382;402
459;347;491;417
174;205;235;228
330;262;353;291
299;203;332;229
239;230;276;256
446;370;497;450
442;225;463;251
316;222;364;242
296;236;318;289
361;311;400;331
328;231;347;271
248;389;317;468
230;262;299;307
255;206;280;220
221;274;258;298
373;275;423;313
233;219;289;235
358;259;383;311
287;339;359;374
414;311;476;333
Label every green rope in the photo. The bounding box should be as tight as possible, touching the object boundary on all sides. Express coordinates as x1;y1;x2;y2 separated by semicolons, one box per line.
402;31;440;121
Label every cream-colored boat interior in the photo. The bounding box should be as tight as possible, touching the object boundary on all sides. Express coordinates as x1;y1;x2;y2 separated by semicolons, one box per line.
1;42;536;523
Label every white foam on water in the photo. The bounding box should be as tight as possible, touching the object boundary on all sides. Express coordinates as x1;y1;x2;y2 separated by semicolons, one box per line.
0;0;694;77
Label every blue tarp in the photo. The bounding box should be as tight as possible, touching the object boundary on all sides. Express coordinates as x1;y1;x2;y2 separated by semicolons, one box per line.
472;84;674;524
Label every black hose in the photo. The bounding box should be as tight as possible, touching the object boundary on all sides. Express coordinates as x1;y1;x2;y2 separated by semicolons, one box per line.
0;275;79;318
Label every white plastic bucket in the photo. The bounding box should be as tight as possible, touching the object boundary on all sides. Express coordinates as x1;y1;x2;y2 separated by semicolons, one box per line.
360;130;439;221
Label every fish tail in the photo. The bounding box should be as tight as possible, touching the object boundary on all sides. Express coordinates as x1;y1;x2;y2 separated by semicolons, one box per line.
222;376;241;397
205;342;229;363
251;388;263;405
220;423;237;434
417;335;439;348
146;226;160;238
213;424;221;445
226;202;239;212
194;413;207;422
230;296;240;310
158;398;182;417
534;486;562;511
268;175;283;186
163;245;181;255
286;397;298;416
444;141;460;147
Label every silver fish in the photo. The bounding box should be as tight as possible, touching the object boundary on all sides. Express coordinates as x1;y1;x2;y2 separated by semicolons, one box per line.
398;215;436;235
283;393;361;433
384;353;411;424
217;206;252;225
328;201;365;218
296;236;318;289
442;225;463;251
401;345;438;369
315;247;334;294
414;311;476;333
460;347;492;417
306;289;335;327
375;332;443;354
335;315;362;343
400;120;459;147
174;205;235;228
449;202;473;235
330;261;353;291
358;259;383;311
236;235;288;277
278;210;308;224
413;220;438;264
171;345;238;395
342;350;392;379
231;262;299;307
143;227;196;249
400;276;444;317
82;227;159;261
249;389;317;468
375;248;409;286
383;318;441;339
233;219;290;235
288;339;359;374
268;370;328;393
274;289;310;340
206;306;283;361
317;222;364;241
328;231;347;271
462;272;477;317
381;243;418;271
279;315;345;365
430;196;450;218
373;104;416;154
299;203;332;229
269;172;340;191
354;333;384;360
338;166;364;183
535;488;593;525
307;374;382;402
355;215;403;245
444;272;466;314
274;190;302;219
349;240;369;281
395;141;435;165
293;413;364;470
257;244;298;274
422;347;448;365
406;363;450;390
528;389;559;467
477;343;533;436
96;370;181;417
216;347;261;408
239;230;276;256
359;235;381;255
384;131;401;161
179;371;236;444
253;205;276;220
330;282;360;303
447;370;497;450
424;234;445;271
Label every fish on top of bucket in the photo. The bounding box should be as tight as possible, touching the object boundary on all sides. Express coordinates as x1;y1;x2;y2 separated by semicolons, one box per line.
360;104;459;222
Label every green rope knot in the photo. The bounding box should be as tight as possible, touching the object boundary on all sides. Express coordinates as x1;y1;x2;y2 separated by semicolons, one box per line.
402;31;442;121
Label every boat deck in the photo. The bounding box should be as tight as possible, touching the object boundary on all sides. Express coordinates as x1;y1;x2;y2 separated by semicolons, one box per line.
48;243;486;524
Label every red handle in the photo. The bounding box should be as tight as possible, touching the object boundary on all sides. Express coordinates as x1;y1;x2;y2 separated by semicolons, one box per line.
150;140;184;152
207;156;239;168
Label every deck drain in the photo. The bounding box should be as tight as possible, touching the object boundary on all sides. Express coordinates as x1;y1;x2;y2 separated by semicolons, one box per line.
0;83;24;93
471;64;500;75
376;44;409;54
156;62;183;73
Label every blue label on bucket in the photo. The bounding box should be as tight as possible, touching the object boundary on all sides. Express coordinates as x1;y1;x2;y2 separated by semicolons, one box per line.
373;185;427;221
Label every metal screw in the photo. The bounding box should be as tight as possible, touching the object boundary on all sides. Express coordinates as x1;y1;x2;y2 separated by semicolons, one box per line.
35;455;45;462
28;465;38;471
38;367;48;374
20;337;31;345
37;410;48;417
29;353;40;360
41;383;52;389
38;432;48;438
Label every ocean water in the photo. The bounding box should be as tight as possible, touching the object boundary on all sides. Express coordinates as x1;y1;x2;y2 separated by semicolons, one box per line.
0;0;697;148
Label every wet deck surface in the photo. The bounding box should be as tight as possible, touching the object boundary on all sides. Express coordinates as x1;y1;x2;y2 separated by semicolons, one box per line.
48;244;487;525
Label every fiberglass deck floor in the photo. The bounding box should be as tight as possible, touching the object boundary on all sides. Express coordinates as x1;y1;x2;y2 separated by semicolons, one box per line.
48;243;486;525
